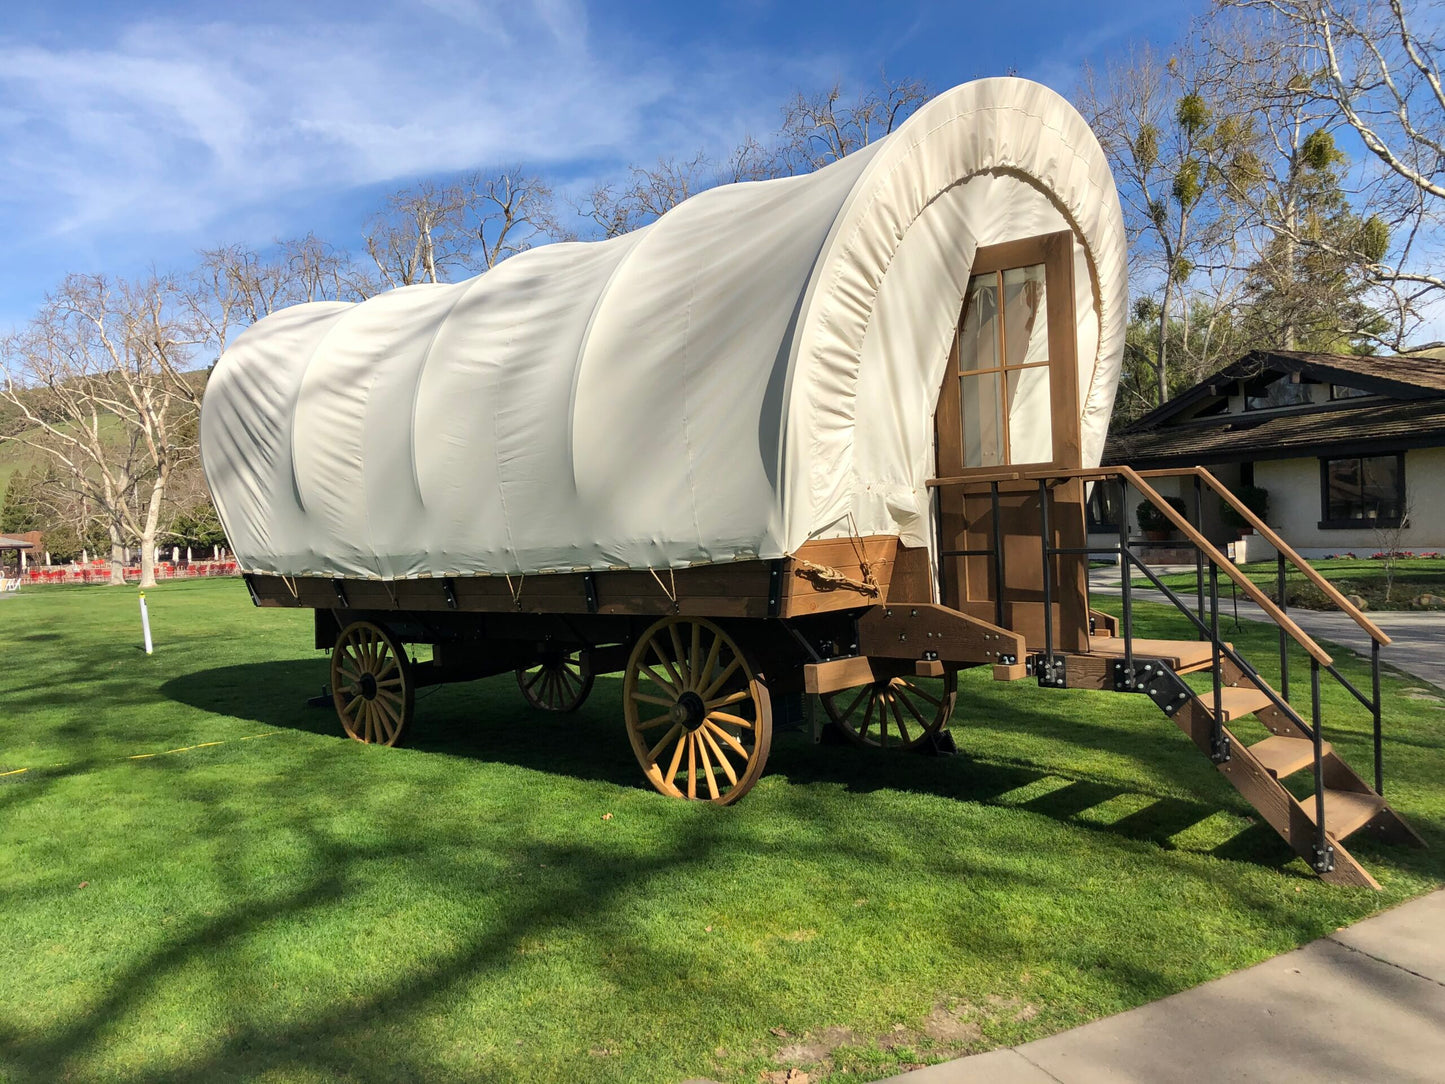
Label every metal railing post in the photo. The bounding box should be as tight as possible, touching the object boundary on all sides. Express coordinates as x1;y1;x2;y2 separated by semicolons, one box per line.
1277;552;1291;703
1312;659;1330;872
990;482;1006;629
1210;562;1225;760
1372;640;1384;796
1039;478;1055;677
1194;475;1206;632
1118;477;1133;682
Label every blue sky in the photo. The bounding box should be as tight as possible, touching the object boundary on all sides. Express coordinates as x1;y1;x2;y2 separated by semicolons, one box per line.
0;0;1196;328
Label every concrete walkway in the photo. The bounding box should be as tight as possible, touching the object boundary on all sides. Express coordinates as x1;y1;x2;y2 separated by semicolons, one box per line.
880;889;1445;1083
1088;565;1445;690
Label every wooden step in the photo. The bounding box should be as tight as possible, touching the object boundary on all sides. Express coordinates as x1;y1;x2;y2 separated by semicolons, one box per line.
1248;735;1330;779
1206;685;1274;721
1302;789;1389;841
1088;637;1231;671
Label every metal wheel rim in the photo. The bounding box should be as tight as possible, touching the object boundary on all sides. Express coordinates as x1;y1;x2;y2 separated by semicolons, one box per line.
622;616;772;805
331;621;413;747
821;671;957;750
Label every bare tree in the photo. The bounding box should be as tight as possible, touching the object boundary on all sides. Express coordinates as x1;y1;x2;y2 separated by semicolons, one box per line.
581;75;922;238
1212;0;1445;348
777;75;930;171
364;169;561;287
191;235;373;364
0;274;201;587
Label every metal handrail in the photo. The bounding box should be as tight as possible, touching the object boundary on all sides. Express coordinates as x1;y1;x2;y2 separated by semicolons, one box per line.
1140;466;1391;647
930;465;1335;666
928;461;1389;811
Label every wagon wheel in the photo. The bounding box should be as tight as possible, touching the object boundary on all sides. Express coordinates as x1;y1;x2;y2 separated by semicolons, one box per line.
820;670;957;750
623;616;772;805
516;647;594;712
330;620;414;747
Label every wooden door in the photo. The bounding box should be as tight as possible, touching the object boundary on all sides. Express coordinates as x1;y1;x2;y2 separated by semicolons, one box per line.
933;230;1090;652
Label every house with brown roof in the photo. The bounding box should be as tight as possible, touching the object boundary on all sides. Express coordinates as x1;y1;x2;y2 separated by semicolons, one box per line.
1098;350;1445;558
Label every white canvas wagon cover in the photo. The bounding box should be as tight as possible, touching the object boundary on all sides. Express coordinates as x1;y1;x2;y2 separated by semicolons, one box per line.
201;77;1127;581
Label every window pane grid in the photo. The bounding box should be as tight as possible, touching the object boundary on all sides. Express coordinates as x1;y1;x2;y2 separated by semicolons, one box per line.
956;264;1051;468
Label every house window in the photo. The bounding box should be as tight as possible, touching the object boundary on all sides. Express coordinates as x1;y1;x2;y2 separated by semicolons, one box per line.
1245;374;1312;411
1331;383;1373;401
1319;454;1406;528
1086;482;1120;532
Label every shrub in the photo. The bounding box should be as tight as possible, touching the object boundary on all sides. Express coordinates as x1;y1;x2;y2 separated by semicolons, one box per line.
1137;496;1187;532
1219;485;1269;532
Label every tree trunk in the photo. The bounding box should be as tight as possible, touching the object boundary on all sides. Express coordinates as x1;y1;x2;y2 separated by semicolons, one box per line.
108;523;126;586
137;472;168;589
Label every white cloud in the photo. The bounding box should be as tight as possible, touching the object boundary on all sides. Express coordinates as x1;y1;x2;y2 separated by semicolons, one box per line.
0;2;804;252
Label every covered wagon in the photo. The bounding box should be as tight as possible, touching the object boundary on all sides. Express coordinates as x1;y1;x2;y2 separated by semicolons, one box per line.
202;78;1419;885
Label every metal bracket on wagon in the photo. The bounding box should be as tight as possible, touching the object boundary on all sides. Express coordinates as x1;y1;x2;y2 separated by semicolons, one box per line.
856;603;1025;667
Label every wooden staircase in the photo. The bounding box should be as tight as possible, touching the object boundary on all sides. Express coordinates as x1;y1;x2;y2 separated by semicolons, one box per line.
927;462;1426;888
1045;636;1424;888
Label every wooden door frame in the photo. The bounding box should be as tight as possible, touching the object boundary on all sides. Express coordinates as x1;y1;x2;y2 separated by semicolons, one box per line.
932;229;1090;651
933;230;1082;478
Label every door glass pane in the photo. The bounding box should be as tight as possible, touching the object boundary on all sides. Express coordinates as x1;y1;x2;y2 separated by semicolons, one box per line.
959;274;999;372
960;370;1004;467
1007;365;1053;464
1003;264;1048;366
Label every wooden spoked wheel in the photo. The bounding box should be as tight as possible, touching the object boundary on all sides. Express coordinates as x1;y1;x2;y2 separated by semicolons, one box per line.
820;670;957;750
516;648;594;712
623;616;772;805
330;621;414;747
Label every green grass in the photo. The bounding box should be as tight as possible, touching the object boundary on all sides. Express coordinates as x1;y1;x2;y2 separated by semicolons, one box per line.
1134;557;1445;610
2;580;1442;1083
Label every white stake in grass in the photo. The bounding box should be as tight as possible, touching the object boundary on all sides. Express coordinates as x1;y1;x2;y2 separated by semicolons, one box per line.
139;592;154;655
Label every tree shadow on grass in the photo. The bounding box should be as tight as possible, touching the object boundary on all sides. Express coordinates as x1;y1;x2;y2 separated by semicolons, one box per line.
161;660;1320;882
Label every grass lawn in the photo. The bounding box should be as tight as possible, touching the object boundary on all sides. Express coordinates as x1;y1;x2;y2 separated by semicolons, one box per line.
2;579;1442;1083
1134;556;1445;610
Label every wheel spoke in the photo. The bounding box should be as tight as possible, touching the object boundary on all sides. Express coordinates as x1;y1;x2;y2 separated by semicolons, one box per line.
640;663;679;694
892;683;930;728
698;632;722;697
646;722;685;765
686;732;697;799
704;718;750;760
649;637;686;690
890;694;911;744
700;657;742;701
631;691;676;708
375;698;399;741
708;710;754;730
634;712;674;731
668;624;689;688
689;622;702;691
699;726;737;785
705;689;750;710
900;680;943;708
696;731;720;799
664;724;689;784
857;693;874;738
838;684;869;720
